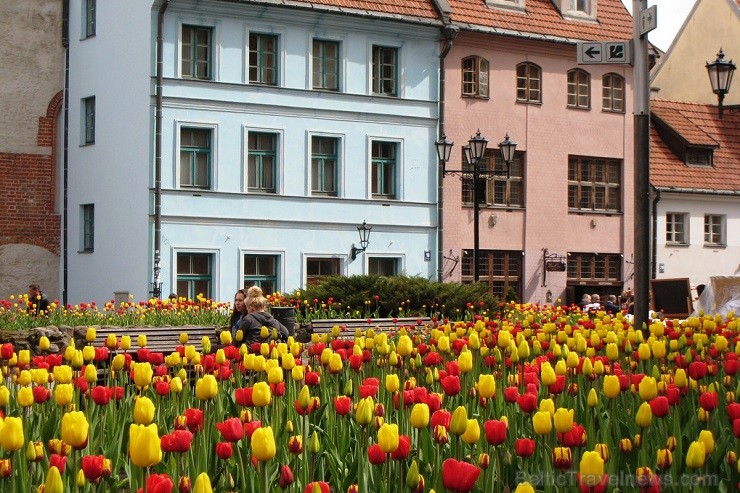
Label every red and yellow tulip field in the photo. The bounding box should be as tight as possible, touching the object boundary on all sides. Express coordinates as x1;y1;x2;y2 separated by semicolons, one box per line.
0;300;738;492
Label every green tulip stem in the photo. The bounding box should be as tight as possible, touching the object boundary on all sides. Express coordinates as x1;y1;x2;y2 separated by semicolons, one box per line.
261;461;268;493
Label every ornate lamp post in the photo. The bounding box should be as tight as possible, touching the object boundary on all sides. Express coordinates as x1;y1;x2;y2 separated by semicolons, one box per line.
350;220;372;260
706;49;736;119
436;131;516;282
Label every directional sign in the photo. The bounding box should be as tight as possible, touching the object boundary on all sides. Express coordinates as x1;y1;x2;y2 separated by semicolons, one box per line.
640;5;657;36
577;41;632;65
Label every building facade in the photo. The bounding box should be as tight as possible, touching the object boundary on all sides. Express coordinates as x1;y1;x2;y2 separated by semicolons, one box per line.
0;0;64;300
440;0;635;305
64;0;443;303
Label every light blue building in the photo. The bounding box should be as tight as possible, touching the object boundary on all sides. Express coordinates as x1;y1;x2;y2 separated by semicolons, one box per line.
65;0;443;303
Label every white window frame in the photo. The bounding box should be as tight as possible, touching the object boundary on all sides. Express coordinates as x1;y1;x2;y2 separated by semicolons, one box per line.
239;249;286;294
367;136;404;200
367;254;406;276
484;0;526;12
79;203;94;253
243;126;285;194
81;96;95;145
82;0;96;39
704;214;726;247
308;34;345;92
177;17;220;81
665;212;689;246
170;246;220;301
302;253;346;287
245;26;285;86
307;131;344;197
174;121;219;190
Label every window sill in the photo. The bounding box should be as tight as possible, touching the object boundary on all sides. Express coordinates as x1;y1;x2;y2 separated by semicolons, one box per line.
666;242;689;248
515;100;542;105
566;105;591;111
80;142;95;147
77;250;94;254
602;108;626;114
704;243;727;249
462;94;490;100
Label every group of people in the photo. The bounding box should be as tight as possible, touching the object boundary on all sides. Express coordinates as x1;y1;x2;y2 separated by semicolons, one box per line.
579;292;622;314
228;286;289;345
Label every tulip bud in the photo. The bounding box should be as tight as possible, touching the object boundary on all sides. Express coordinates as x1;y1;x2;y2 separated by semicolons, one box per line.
406;459;420;488
309;431;321;454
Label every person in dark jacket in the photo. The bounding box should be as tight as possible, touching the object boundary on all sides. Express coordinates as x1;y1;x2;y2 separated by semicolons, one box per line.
27;284;50;316
238;286;289;345
229;289;248;338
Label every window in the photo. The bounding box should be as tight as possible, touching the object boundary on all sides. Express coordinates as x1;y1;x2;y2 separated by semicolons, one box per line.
249;33;278;85
704;215;726;246
306;258;340;286
371;141;397;199
569;0;591;13
84;0;96;38
369;257;400;276
666;213;688;245
462;149;524;207
567;253;621;282
313;40;339;91
686;148;712;167
602;74;625;112
372;46;398;96
462;56;489;98
81;204;94;252
83;97;95;145
176;253;212;300
247;132;277;193
461;250;522;300
568;156;621;212
180;128;211;188
181;25;212;80
311;136;338;196
567;69;590;108
516;62;541;103
244;255;279;294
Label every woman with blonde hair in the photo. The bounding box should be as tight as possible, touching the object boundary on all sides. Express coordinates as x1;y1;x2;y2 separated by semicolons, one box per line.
237;286;289;345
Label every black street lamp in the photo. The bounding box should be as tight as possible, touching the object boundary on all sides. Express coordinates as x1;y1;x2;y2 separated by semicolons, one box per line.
350;220;372;260
436;131;517;282
706;49;736;119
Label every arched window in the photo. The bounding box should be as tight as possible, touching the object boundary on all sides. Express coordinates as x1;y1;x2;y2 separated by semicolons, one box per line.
567;68;590;109
602;73;625;112
462;56;489;98
516;62;541;103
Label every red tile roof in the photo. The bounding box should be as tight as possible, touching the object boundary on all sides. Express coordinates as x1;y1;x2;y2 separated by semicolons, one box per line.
447;0;633;41
650;99;740;192
243;1;633;41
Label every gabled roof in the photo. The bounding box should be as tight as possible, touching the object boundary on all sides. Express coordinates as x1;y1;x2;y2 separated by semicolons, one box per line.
650;99;740;193
447;0;632;42
231;1;633;41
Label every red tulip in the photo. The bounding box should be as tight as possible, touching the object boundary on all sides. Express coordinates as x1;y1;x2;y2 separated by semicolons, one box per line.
178;476;191;493
235;387;254;407
216;417;244;442
430;410;451;430
184;408;204;432
390;435;410;460
50;454;67;473
728;403;740;422
359;384;378;398
733;419;740;439
516;392;538;414
699;392;718;412
688;361;708;380
303;482;330;493
143;473;174;493
33;385;51;403
514;438;536;457
155;381;170;396
648;396;670;418
368;444;387;465
81;455;106;483
279;465;294;489
1;343;14;360
559;424;588;447
305;371;321;385
724;358;739;375
503;386;519;403
91;386;113;406
441;375;461;396
549;375;566;395
334;396;352;415
442;458;481;493
483;419;507;446
161;430;193;453
0;459;11;478
244;420;263;439
215;442;233;460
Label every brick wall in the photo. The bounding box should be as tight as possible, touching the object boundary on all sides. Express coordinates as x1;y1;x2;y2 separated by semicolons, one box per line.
0;91;63;255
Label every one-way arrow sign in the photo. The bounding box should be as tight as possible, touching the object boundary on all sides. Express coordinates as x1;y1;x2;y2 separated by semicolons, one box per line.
578;42;603;63
577;41;632;65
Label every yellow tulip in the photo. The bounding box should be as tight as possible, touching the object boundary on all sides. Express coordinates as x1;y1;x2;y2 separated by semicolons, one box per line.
32;368;49;386
0;386;9;406
111;354;125;371
61;411;89;449
219;330;232;346
635;402;653;428
450;406;468;437
105;333;118;349
553;408;574;434
328;353;343;373
193;472;213;493
17;386;34;408
53;365;73;384
251;426;277;461
539;398;555;416
458;350;473;373
291;365;305;381
410;403;430;429
579;451;605;487
477;374;496;399
195;374;218;401
39;336;51;351
355;396;374;426
461;419;481;444
638;376;658;401
83;364;98;384
82;346;95;362
18;369;32;386
0;416;24;452
54;383;74;406
132;362;153;390
137;334;147;347
587;388;599;407
603;375;621;399
514;482;535;493
674;369;688;388
129;423;162;467
541;363;556;386
698;430;714;455
134;396;155;425
252;381;272;407
267;366;283;385
385;374;400;393
45;466;64;493
397;335;413;357
532;411;552;435
86;327;97;342
686;441;706;468
309;430;321;454
378;423;400;453
119;335;131;350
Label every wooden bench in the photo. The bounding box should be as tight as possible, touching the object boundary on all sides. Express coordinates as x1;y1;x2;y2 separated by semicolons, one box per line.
71;325;223;356
307;317;432;340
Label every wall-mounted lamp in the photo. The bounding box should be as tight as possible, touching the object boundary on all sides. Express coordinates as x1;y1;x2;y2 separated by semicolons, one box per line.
706;49;736;119
350;220;372;260
546;290;552;303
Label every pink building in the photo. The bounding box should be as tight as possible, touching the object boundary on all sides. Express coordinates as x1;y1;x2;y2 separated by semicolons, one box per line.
439;0;634;306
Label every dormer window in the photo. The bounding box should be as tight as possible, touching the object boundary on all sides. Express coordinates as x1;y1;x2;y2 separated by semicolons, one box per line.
485;0;526;11
551;0;597;20
686;147;713;167
569;0;591;14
